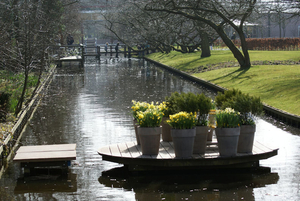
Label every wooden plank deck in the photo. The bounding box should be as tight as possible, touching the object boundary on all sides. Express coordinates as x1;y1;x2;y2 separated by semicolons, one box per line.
14;144;76;163
60;56;82;61
98;140;278;171
58;56;83;67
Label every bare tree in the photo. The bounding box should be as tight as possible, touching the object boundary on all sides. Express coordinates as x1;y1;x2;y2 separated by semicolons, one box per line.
0;0;81;116
141;0;257;69
102;1;218;57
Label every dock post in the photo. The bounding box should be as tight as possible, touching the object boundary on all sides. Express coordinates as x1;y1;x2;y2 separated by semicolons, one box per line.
80;44;85;65
128;47;132;58
124;45;127;58
110;45;113;56
97;45;100;60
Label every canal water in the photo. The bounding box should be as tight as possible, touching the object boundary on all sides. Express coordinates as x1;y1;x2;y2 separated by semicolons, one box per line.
1;57;300;201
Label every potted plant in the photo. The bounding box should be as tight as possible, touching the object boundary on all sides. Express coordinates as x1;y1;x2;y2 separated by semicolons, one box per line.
161;92;182;142
164;92;212;154
193;93;212;154
136;106;163;155
131;100;149;144
215;108;240;157
167;111;197;158
215;89;263;153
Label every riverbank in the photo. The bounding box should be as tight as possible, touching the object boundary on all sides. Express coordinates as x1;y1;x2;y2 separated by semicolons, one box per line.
0;67;56;178
145;51;300;128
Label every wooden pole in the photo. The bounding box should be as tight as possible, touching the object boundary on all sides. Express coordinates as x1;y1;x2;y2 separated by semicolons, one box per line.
81;44;85;65
97;45;100;60
124;45;127;58
128;47;132;58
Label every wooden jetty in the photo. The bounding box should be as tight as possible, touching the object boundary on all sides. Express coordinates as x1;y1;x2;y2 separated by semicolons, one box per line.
98;140;278;171
52;43;142;63
14;144;76;172
58;56;83;66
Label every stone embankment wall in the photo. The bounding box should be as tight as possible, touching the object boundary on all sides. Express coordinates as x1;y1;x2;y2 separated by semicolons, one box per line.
0;67;56;177
144;57;300;128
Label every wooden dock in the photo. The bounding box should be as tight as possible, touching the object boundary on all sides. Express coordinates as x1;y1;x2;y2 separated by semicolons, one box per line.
98;140;278;171
14;144;76;171
58;56;83;66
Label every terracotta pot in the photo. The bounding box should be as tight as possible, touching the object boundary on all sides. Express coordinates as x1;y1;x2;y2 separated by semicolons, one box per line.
161;117;172;142
133;119;140;145
193;126;209;154
237;125;256;153
207;128;214;141
215;127;240;157
137;126;161;155
171;128;196;159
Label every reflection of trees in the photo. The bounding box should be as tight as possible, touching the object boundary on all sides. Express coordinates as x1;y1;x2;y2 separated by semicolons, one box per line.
82;59;213;119
22;71;85;145
99;166;279;201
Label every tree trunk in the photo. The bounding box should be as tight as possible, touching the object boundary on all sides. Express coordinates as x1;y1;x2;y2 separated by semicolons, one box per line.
200;31;211;58
217;27;251;69
15;70;28;116
238;31;251;69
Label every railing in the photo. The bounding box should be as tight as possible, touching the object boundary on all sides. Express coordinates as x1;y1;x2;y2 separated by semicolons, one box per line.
50;44;149;60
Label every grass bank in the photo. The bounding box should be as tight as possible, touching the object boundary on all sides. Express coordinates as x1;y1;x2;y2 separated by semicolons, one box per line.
146;50;300;116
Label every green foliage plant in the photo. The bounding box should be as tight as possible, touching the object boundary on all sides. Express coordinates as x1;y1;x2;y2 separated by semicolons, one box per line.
175;92;199;114
196;93;212;126
216;108;240;128
136;107;163;127
215;88;242;109
165;92;212;126
166;111;197;129
215;89;263;125
164;92;181;116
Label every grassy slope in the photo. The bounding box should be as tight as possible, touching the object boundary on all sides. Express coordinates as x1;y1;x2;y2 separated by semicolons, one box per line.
147;50;300;116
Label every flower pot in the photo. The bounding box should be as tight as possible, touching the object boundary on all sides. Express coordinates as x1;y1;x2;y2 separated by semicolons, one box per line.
207;128;214;141
133;119;140;145
137;126;161;155
161;117;172;142
215;127;240;157
237;125;256;153
193;126;208;154
171;128;196;159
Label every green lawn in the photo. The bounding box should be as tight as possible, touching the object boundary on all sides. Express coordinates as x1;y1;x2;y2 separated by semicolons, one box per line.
147;50;300;116
194;65;300;115
147;50;300;71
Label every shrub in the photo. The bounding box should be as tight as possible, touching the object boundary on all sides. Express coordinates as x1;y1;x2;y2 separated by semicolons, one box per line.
165;92;212;126
215;89;263;125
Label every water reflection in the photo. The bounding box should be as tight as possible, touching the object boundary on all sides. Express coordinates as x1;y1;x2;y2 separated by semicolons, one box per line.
99;167;279;201
14;170;77;194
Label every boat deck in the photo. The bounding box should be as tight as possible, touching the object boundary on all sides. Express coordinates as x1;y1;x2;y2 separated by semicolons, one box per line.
98;140;278;171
